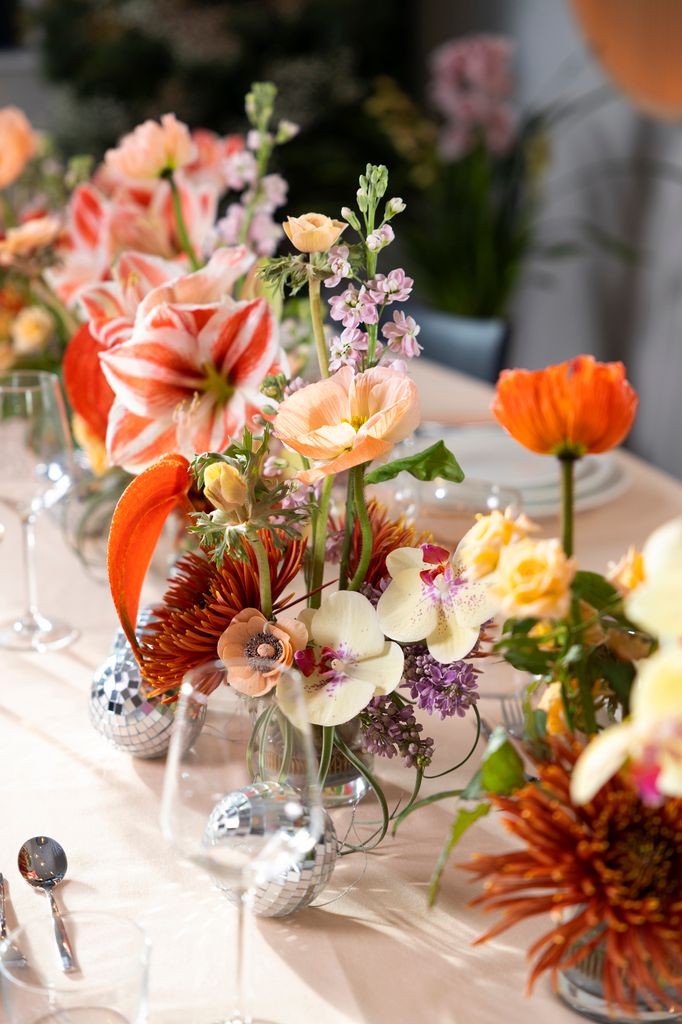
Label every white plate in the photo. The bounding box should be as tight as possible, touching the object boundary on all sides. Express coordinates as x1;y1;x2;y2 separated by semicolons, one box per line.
411;423;629;517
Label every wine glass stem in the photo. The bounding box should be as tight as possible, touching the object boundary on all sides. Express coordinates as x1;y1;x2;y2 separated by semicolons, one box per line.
232;887;255;1024
20;512;40;620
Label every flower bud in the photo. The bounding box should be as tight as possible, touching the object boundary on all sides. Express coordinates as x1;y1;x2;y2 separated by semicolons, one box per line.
386;197;406;217
283;212;346;253
204;462;248;518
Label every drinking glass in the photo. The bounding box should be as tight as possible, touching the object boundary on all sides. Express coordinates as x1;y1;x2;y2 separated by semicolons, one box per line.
161;661;324;1024
0;911;150;1023
0;371;77;650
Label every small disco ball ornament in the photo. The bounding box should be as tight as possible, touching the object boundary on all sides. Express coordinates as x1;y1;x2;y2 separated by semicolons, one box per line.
205;782;337;918
89;645;205;759
111;605;159;654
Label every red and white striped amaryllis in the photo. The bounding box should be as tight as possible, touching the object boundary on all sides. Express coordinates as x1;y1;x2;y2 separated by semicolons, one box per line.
99;264;283;472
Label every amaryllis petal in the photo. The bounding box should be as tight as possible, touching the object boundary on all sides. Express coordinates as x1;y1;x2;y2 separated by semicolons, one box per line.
63;323;115;442
200;298;278;383
107;453;192;652
137;245;253;320
106;400;180;473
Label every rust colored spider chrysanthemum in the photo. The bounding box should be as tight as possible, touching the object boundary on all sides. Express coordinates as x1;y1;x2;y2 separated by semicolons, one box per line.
141;531;305;699
346;499;431;589
462;739;682;1017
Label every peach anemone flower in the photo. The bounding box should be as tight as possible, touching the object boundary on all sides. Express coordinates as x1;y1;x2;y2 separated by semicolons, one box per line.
105;113;195;180
217;609;308;696
492;355;638;457
274;364;420;484
0;106;36;189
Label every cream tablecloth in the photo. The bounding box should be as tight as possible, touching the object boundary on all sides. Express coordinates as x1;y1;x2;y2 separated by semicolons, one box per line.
1;361;681;1024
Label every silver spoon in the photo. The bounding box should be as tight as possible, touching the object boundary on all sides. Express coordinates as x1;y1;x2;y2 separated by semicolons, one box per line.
0;873;27;966
18;836;77;973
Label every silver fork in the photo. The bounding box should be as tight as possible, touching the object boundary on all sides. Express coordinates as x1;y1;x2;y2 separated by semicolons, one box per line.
0;873;27;966
499;693;525;739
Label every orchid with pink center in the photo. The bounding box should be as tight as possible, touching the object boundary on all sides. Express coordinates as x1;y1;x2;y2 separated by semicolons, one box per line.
276;591;404;726
376;543;495;662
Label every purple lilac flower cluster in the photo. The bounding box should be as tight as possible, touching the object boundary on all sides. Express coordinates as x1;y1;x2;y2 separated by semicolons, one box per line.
360;695;435;770
402;643;479;720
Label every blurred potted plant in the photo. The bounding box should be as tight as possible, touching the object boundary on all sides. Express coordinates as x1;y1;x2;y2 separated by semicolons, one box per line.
367;35;610;380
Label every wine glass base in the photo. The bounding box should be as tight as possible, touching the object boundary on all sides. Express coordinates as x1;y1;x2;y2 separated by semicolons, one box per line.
0;613;79;652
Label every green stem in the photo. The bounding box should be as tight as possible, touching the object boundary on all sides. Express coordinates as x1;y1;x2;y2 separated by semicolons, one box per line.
365;237;378;364
559;455;576;558
0;193;16;230
348;466;372;592
250;534;272;620
317;725;335;787
169;175;200;270
337;473;355;591
309;475;333;609
308;272;329;378
334;732;390;850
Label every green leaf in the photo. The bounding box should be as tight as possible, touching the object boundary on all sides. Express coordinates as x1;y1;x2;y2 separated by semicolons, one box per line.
571;571;621;612
592;656;635;715
364;440;464;485
460;768;483;801
480;727;526;795
428;803;490;905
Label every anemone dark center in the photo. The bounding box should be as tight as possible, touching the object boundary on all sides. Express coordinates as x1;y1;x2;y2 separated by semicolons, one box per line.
245;631;283;669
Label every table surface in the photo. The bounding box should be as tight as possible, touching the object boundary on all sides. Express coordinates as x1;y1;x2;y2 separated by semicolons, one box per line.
1;359;681;1024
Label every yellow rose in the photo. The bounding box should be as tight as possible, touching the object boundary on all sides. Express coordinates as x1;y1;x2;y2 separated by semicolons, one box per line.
283;212;347;253
204;462;248;521
457;508;537;581
11;305;54;354
537;681;567;735
490;537;577;619
72;413;109;477
607;544;645;594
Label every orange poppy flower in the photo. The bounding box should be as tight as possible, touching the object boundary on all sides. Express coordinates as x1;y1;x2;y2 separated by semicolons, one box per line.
492;355;638;457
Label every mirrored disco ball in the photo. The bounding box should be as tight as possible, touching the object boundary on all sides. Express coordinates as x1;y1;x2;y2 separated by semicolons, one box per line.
90;606;205;758
205;782;337;917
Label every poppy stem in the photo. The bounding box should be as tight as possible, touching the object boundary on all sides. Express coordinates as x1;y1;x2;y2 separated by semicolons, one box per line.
169;174;201;271
307;272;330;378
250;534;272;620
559;455;575;557
337;472;355;590
348;466;372;592
309;475;333;608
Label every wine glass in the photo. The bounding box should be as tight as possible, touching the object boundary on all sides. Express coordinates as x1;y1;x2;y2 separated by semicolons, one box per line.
0;371;78;651
161;661;324;1024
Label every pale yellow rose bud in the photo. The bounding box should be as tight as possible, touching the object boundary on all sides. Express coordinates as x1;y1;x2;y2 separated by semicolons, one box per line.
607;545;645;595
11;305;54;354
457;508;538;581
283;212;347;253
204;462;248;519
490;537;578;620
537;682;567;736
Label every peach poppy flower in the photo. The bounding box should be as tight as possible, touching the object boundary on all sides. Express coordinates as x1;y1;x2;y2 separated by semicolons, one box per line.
274;364;420;484
217;608;308;696
0;215;61;265
283;213;346;252
0;107;35;189
492;355;638;457
105;113;196;180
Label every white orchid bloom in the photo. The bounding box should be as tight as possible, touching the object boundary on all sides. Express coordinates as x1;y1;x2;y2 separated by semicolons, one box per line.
276;590;404;727
376;543;495;663
625;516;682;643
570;647;682;806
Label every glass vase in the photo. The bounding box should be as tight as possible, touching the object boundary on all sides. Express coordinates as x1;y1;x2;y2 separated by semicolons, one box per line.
558;936;682;1022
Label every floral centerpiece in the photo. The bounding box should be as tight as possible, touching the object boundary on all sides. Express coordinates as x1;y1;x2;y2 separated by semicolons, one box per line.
418;355;682;1020
85;89;495;847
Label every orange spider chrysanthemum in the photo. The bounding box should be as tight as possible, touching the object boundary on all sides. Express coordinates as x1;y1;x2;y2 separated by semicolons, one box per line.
462;740;682;1017
492;355;638;457
140;532;306;699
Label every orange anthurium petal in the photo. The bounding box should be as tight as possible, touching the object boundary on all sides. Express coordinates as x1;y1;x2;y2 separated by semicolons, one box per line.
107;453;192;654
63;323;115;442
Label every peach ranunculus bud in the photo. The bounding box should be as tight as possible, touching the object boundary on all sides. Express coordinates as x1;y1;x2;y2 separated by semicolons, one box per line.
0;215;62;265
217;608;309;696
274;364;420;484
456;507;538;581
283;212;347;253
489;537;578;620
105;113;196;180
203;461;249;522
607;544;645;595
0;107;36;189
